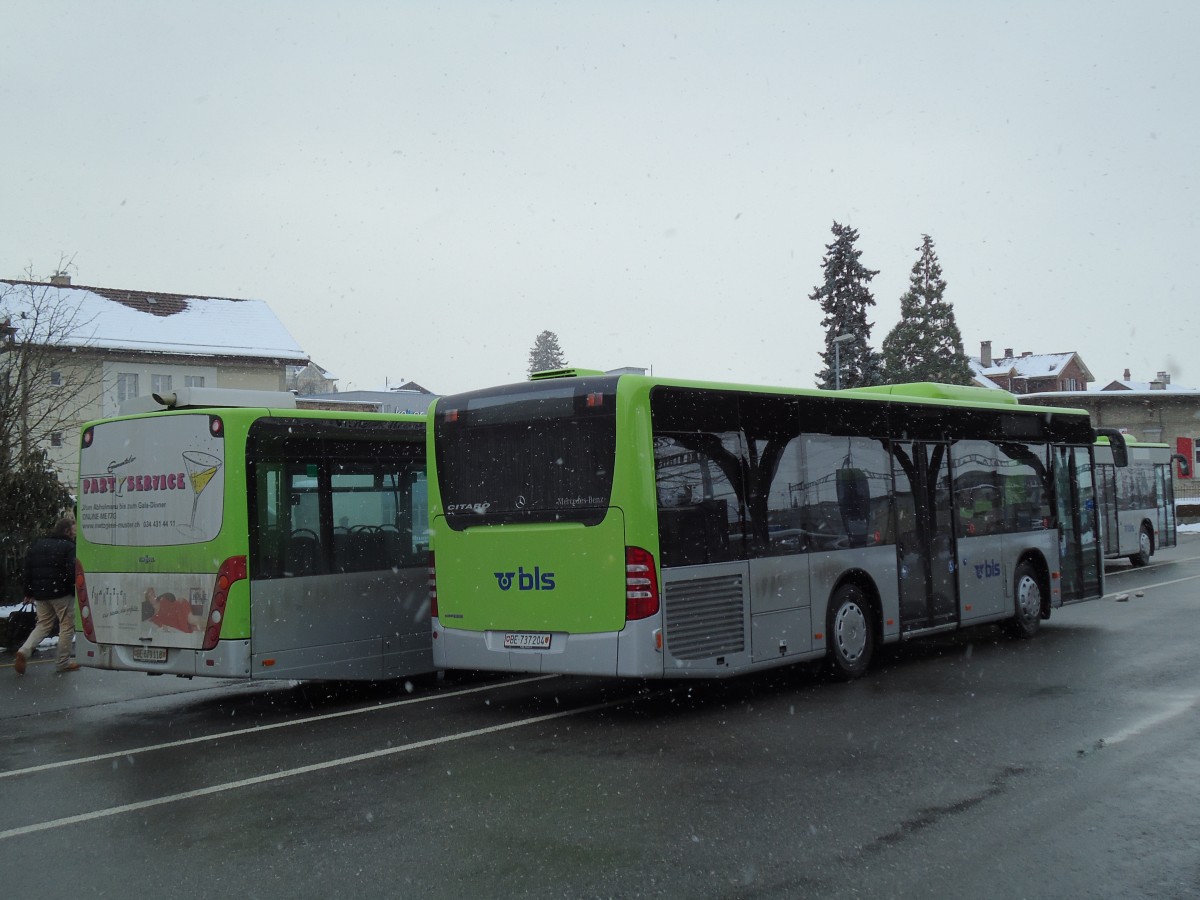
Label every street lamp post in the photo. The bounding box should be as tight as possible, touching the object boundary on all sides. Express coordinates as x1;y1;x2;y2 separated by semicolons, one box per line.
832;333;854;390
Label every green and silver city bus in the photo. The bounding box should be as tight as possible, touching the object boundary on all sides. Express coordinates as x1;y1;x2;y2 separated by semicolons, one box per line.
1094;439;1177;566
76;388;433;681
428;370;1121;680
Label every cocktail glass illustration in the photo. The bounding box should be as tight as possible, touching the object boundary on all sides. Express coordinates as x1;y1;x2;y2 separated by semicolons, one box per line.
181;450;222;536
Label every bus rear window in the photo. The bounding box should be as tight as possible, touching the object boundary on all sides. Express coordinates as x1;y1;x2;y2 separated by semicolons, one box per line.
434;378;618;528
79;414;225;547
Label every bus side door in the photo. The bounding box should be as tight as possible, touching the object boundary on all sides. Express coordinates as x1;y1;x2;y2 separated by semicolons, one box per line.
1053;446;1103;602
892;441;958;633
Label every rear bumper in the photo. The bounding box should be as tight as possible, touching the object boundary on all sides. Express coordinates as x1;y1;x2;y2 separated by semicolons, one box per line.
432;618;665;677
76;632;253;678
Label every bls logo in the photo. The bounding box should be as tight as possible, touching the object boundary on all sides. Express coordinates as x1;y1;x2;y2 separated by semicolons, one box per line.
494;566;556;592
973;559;1001;580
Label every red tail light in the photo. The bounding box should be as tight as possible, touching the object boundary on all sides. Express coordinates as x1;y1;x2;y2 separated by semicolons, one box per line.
75;559;96;642
625;546;659;621
203;556;247;651
428;551;439;619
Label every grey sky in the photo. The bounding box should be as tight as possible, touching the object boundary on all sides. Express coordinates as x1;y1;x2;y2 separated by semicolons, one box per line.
3;1;1196;394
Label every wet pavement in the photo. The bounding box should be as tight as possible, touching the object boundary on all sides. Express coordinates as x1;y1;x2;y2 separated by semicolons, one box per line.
3;536;1199;898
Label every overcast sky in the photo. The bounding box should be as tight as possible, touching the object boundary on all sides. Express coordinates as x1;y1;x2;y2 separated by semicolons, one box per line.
2;1;1196;395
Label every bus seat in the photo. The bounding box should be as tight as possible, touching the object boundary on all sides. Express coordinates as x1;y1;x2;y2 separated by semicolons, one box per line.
332;528;352;572
379;527;409;567
285;531;326;576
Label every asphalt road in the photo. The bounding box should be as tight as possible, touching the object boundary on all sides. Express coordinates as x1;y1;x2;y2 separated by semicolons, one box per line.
3;537;1199;899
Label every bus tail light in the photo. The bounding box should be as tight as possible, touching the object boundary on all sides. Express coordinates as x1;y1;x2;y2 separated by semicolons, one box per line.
625;546;659;621
75;559;96;642
203;556;247;651
428;551;439;619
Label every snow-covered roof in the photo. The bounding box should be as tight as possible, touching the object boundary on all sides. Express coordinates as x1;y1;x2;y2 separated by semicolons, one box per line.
290;360;335;377
967;358;1007;389
974;351;1092;383
1098;379;1196;393
0;280;307;362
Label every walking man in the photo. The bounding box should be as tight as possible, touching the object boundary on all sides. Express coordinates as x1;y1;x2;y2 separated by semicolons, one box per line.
14;516;78;675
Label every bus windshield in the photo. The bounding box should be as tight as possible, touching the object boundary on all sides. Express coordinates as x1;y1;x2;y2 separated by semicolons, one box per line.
433;377;618;528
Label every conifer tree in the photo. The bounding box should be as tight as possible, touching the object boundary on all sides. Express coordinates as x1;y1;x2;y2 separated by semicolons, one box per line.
881;235;973;385
527;330;567;374
810;222;884;389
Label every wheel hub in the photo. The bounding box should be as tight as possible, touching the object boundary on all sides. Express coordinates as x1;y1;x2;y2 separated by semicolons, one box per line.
1017;575;1041;620
835;602;868;661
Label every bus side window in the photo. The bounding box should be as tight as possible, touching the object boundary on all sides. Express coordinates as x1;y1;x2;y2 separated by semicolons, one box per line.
654;433;740;567
251;463;287;579
952;440;1001;537
836;467;871;548
755;435;804;556
331;464;422;572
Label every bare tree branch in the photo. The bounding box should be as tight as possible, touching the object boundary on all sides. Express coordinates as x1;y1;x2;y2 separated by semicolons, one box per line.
1;260;99;470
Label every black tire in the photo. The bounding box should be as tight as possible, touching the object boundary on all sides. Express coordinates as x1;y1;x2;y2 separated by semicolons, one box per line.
1128;524;1152;567
826;583;875;679
1005;561;1043;639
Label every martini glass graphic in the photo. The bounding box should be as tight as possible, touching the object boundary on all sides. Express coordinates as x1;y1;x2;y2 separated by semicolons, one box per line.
181;451;222;537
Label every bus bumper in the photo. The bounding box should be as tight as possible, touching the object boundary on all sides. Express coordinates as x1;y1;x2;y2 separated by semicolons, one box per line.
433;618;660;677
76;633;253;678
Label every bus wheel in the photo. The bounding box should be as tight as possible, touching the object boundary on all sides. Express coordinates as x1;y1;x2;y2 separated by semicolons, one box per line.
1005;562;1043;639
826;584;874;679
1129;525;1152;567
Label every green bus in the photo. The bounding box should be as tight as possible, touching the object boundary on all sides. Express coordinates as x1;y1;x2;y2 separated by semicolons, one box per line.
1094;439;1177;566
428;370;1122;679
76;388;433;681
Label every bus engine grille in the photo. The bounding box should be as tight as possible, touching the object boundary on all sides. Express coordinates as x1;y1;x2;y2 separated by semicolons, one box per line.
664;574;746;660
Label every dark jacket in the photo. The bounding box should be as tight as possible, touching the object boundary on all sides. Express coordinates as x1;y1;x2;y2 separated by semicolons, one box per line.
23;536;76;601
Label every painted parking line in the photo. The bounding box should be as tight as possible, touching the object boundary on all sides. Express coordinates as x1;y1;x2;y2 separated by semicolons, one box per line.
0;674;557;780
1103;693;1200;747
1102;571;1200;599
0;696;623;842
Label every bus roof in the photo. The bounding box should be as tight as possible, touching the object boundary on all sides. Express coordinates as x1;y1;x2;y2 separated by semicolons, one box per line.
490;371;1091;420
118;386;298;415
1096;436;1168;449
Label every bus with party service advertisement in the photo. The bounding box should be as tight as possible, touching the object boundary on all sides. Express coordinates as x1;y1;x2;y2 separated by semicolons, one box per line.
427;370;1123;680
1094;439;1177;566
75;387;432;681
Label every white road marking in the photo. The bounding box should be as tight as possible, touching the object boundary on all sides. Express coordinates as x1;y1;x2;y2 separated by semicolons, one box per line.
0;696;622;841
1104;694;1200;747
1102;571;1200;598
0;674;557;780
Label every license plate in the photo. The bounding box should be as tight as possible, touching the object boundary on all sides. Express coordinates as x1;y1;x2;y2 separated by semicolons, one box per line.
503;632;552;649
133;646;168;663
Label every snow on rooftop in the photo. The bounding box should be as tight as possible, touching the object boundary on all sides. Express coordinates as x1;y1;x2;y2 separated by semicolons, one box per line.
979;351;1074;378
967;358;1007;389
1100;379;1196;393
1;281;307;361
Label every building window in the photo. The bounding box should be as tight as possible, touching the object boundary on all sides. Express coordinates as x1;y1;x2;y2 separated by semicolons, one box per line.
50;370;63;387
117;373;139;403
51;432;63;447
185;375;205;388
151;374;173;395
